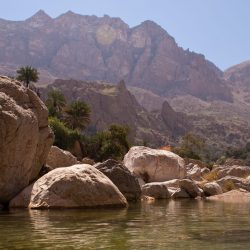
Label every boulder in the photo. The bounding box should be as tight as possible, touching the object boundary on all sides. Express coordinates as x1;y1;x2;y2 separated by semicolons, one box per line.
95;159;141;201
179;179;201;198
203;182;223;196
216;176;250;192
225;166;250;178
187;165;201;181
216;165;250;179
124;146;186;182
9;164;127;209
171;188;190;199
0;76;53;203
46;146;79;169
207;189;250;203
141;182;170;199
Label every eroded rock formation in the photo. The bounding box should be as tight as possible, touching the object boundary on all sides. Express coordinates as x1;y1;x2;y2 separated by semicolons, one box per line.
0;76;53;203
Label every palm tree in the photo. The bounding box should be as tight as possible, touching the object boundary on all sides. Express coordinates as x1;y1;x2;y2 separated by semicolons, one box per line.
64;100;91;131
16;66;39;88
46;89;66;118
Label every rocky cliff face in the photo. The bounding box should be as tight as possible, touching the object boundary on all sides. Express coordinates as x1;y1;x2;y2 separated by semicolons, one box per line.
0;76;54;203
0;10;232;102
224;61;250;105
41;79;189;147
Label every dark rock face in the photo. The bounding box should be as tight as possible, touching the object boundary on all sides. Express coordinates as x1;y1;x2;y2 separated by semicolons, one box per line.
95;159;141;201
0;11;232;102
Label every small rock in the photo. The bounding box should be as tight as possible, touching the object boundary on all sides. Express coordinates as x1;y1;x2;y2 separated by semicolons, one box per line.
187;165;201;181
203;182;223;196
179;179;201;198
142;182;170;199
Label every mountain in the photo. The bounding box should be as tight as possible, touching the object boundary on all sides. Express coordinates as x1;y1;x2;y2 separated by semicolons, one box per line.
1;10;249;150
41;79;189;147
0;10;232;101
224;61;250;105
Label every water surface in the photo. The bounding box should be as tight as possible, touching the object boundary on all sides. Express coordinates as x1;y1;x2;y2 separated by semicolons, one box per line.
0;200;250;249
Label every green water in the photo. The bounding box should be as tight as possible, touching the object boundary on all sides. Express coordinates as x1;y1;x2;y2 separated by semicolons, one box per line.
0;200;250;249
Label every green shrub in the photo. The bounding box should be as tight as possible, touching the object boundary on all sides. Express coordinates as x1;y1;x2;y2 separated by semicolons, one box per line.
49;117;80;150
85;124;130;161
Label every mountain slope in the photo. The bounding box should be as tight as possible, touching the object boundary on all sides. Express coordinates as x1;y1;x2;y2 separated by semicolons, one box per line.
224;61;250;105
0;10;232;102
41;79;189;147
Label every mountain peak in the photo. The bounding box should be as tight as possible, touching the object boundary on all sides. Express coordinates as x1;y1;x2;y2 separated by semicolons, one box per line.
26;10;52;25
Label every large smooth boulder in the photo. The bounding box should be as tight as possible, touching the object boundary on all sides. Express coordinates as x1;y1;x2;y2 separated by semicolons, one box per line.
95;159;141;201
207;189;250;203
203;182;223;196
141;182;170;199
0;76;53;203
179;179;201;198
124;146;186;182
46;146;78;169
9;164;127;209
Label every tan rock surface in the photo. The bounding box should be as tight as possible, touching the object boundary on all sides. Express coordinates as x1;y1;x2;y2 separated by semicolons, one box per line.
207;189;250;203
124;146;186;182
141;182;170;199
0;76;53;203
46;146;78;169
203;182;223;196
10;164;127;209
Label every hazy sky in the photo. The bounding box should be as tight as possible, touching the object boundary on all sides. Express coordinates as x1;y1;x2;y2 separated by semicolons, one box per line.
1;0;249;70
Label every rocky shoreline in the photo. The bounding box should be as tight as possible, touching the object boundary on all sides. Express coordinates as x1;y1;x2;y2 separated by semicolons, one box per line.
1;76;250;210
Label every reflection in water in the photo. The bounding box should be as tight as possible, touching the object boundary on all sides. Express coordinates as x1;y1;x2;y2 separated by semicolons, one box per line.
0;200;250;249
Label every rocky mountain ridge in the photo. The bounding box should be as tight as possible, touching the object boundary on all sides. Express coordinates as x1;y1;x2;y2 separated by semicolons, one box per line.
0;10;232;102
41;79;189;147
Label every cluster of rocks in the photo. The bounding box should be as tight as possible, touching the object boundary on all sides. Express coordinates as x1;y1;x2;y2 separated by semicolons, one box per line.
123;146;250;202
1;77;250;210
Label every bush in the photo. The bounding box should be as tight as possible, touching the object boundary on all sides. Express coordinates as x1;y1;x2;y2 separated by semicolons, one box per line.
85;124;130;161
173;133;205;160
203;171;219;182
49;117;80;150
